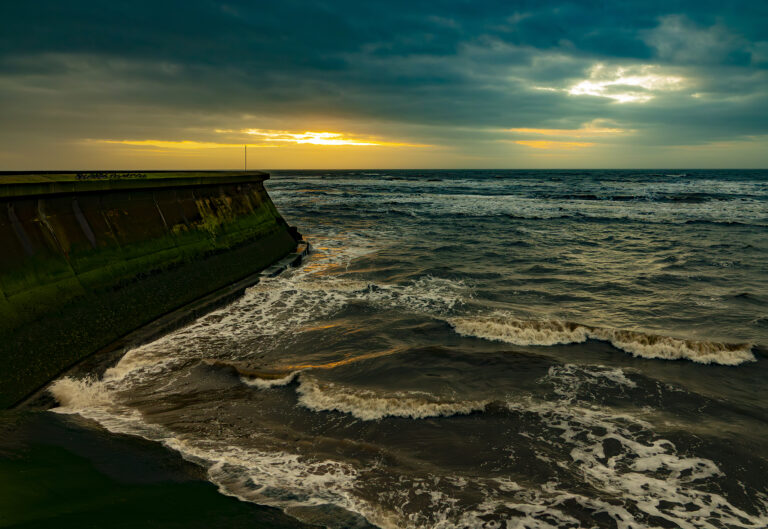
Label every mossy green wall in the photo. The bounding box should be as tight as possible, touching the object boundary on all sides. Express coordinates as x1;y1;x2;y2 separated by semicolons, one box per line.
0;177;298;407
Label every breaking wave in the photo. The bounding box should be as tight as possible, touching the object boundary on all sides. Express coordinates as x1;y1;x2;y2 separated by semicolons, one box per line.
47;363;768;529
48;376;114;409
448;314;756;365
240;370;301;389
296;375;488;421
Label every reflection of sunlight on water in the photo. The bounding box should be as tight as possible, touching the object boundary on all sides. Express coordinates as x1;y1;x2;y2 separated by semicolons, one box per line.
279;346;405;371
294;228;385;277
300;323;343;332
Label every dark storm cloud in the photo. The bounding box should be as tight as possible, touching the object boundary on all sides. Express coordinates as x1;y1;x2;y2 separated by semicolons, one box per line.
1;0;767;151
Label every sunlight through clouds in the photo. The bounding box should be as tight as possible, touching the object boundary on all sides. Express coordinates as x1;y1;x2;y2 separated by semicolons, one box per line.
92;139;275;149
3;2;766;168
567;64;686;103
89;130;428;153
243;129;426;147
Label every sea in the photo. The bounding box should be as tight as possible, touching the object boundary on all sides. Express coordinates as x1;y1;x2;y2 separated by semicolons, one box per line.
47;170;768;529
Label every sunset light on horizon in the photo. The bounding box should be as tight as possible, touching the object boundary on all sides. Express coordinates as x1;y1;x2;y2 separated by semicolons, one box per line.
1;2;766;168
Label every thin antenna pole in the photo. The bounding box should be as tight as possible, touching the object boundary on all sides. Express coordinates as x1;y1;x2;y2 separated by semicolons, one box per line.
244;144;247;172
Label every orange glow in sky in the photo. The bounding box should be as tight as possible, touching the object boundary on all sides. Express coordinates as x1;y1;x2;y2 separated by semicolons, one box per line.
243;129;426;147
507;123;626;138
514;140;595;149
91;130;427;151
94;139;275;149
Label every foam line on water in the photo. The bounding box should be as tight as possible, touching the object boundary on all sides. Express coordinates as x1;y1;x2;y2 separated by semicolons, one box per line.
240;370;301;389
295;374;489;421
447;313;756;365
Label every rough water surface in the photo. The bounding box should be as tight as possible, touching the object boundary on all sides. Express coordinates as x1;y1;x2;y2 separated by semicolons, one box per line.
50;170;768;529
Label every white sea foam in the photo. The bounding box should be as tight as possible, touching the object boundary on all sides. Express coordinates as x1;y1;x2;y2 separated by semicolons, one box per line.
212;273;466;348
48;376;161;439
102;349;179;384
589;327;755;365
447;313;756;365
449;315;590;346
121;256;467;370
271;179;768;226
545;364;638;397
47;377;382;529
501;372;768;529
48;376;114;409
295;375;488;421
368;380;768;529
240;370;301;389
164;440;365;521
47;365;768;529
358;275;468;315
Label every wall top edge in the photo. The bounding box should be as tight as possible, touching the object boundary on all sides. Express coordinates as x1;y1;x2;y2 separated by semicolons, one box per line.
0;172;270;198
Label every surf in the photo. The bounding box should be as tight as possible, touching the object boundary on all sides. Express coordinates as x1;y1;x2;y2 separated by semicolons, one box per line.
447;314;756;365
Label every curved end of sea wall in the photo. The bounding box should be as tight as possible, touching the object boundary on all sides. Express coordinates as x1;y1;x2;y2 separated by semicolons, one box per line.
0;171;300;408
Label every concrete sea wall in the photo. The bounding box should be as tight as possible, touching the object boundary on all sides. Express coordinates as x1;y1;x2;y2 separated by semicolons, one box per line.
0;172;300;407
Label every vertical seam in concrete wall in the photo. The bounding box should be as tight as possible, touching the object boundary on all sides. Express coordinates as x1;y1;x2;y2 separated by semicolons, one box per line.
97;194;122;248
153;191;169;231
37;199;67;257
7;203;34;257
38;198;87;293
154;190;184;255
72;198;97;249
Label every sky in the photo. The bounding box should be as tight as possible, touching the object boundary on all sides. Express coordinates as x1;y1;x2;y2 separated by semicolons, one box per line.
1;1;767;169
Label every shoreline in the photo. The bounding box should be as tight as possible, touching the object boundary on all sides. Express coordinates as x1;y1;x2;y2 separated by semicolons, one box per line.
0;410;321;529
2;239;316;527
19;240;310;409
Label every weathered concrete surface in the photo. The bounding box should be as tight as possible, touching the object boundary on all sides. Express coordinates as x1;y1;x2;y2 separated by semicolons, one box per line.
0;171;299;407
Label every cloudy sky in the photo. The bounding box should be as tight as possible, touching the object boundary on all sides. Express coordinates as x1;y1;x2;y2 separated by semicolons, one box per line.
1;1;767;169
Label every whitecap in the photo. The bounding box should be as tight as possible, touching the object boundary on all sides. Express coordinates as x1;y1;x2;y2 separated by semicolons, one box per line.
48;376;114;410
447;313;756;365
295;375;488;421
241;370;301;389
448;315;590;346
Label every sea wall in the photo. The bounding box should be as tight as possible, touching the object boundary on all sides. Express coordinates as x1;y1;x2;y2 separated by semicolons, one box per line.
0;172;299;407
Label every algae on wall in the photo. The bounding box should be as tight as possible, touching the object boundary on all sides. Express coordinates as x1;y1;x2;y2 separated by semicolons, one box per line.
0;175;299;407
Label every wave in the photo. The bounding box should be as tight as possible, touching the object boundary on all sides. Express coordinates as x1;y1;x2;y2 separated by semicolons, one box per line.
47;377;372;529
447;314;755;365
48;366;768;529
450;315;590;346
274;185;768;227
200;359;304;389
48;376;114;409
683;219;757;227
295;375;489;421
495;211;767;227
544;193;714;203
499;401;768;529
232;361;490;421
589;327;755;365
48;376;163;439
240;370;301;389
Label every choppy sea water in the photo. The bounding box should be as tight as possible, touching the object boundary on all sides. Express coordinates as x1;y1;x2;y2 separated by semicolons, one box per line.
51;170;768;529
